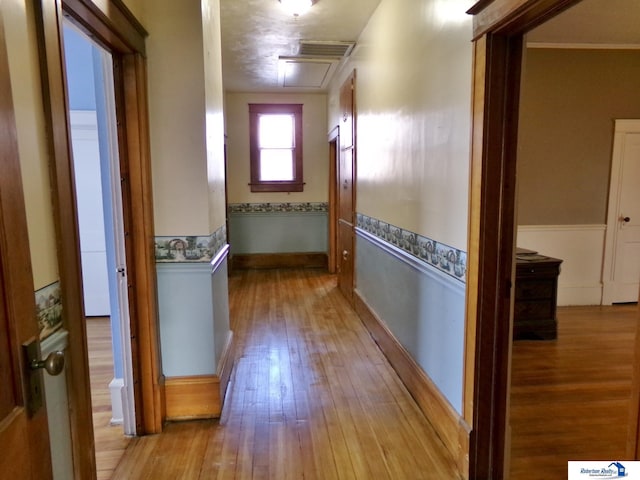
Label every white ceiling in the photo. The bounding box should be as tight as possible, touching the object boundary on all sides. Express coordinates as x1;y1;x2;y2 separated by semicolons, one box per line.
219;0;640;94
220;0;381;93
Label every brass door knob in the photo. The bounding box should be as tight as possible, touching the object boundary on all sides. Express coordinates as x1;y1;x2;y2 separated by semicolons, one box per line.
30;351;65;376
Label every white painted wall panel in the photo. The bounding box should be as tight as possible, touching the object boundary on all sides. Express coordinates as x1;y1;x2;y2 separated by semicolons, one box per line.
517;224;606;305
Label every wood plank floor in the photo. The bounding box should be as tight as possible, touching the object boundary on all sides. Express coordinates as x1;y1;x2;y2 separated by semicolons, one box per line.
113;268;459;479
86;317;131;480
110;269;639;479
509;304;639;479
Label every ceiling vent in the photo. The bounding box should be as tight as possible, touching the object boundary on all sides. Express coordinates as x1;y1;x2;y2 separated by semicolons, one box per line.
297;40;355;58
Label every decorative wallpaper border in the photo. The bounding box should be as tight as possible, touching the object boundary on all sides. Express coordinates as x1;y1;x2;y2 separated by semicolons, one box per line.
36;281;63;340
228;202;328;214
155;225;227;263
356;213;467;282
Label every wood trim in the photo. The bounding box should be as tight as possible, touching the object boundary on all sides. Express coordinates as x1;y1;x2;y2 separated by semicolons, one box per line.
165;376;221;420
36;0;161;463
464;0;624;477
232;253;328;270
164;330;234;421
216;332;235;407
328;125;339;274
468;32;523;480
470;0;580;39
354;291;471;479
248;103;303;193
62;0;147;54
121;53;163;434
33;1;96;477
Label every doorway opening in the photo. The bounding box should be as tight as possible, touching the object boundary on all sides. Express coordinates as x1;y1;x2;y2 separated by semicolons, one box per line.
510;6;640;472
62;20;136;470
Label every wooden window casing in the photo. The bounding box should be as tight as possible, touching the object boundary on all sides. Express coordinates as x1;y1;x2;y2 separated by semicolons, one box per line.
249;103;304;192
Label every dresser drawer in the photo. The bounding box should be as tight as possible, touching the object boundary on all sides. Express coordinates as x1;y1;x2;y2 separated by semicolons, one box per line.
515;279;554;300
514;299;554;320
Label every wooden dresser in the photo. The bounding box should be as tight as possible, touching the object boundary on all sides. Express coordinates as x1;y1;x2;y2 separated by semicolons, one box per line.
514;251;562;340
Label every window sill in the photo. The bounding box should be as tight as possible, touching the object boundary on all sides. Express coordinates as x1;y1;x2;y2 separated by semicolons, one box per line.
249;182;304;193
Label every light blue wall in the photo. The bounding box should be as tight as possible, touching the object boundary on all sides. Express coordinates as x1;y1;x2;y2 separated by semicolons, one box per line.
229;212;328;254
157;256;230;377
356;229;465;414
212;260;231;360
63;25;96;110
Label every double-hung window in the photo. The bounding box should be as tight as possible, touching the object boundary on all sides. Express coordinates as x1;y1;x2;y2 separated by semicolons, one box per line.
249;104;303;192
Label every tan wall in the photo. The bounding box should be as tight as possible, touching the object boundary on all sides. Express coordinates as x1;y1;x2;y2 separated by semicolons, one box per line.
145;0;210;235
2;0;58;289
202;0;227;233
225;92;329;204
327;0;473;250
517;48;640;225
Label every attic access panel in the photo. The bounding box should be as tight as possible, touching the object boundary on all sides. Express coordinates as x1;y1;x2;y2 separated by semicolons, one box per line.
278;57;335;88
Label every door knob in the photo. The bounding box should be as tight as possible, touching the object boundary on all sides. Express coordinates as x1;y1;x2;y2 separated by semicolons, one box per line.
342;250;349;260
622;216;631;223
23;338;65;415
30;351;65;376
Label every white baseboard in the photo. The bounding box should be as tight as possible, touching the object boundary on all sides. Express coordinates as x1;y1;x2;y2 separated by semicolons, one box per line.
557;284;603;306
109;377;124;425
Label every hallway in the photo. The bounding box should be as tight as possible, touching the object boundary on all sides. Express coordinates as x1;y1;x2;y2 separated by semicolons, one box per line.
113;268;458;479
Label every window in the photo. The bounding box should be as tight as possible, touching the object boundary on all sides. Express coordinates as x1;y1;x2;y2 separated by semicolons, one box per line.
249;103;303;192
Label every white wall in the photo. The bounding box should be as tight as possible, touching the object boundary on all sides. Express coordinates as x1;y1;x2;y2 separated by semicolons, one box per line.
2;0;58;289
202;0;227;234
145;0;210;235
328;0;473;251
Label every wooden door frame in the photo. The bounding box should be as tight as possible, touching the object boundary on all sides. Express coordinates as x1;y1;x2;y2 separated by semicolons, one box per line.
464;0;603;477
328;125;339;274
33;0;162;477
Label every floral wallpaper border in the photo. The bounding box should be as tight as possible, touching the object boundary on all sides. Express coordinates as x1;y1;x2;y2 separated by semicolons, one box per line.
36;281;63;340
155;225;227;263
228;202;328;214
356;213;467;282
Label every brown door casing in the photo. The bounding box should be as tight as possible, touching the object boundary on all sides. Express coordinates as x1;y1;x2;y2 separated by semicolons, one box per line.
465;1;616;478
34;0;162;477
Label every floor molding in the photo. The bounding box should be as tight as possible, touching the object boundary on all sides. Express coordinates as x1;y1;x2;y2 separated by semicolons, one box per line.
164;332;235;420
231;252;327;270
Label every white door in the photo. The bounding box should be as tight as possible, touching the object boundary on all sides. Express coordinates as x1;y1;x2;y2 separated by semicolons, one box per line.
602;120;640;304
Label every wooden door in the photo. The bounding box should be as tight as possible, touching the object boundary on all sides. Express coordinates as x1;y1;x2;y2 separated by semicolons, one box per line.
337;71;356;302
603;120;640;304
0;12;53;479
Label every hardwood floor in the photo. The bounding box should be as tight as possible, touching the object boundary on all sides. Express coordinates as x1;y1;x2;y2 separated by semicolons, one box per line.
509;304;639;479
113;268;459;479
110;269;638;479
86;317;131;480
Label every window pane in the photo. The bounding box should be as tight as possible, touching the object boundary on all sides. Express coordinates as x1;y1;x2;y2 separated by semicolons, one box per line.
260;149;294;181
259;114;294;148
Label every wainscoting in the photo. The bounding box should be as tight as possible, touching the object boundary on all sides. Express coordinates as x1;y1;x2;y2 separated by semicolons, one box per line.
228;203;328;255
156;246;234;419
517;225;606;305
354;227;469;474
